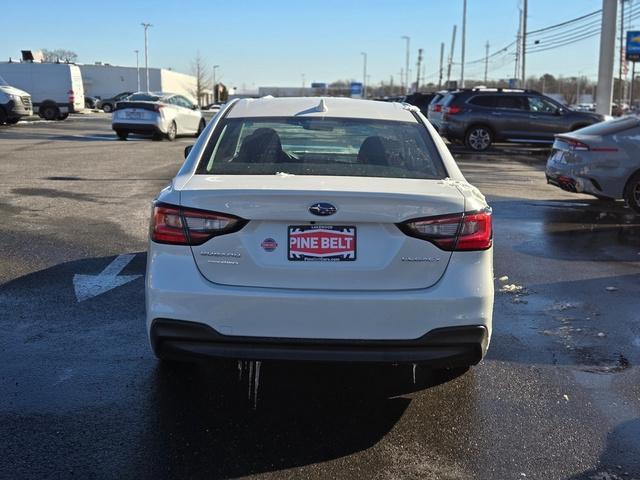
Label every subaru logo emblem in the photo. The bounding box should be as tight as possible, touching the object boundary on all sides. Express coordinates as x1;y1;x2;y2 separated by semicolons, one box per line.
309;202;337;216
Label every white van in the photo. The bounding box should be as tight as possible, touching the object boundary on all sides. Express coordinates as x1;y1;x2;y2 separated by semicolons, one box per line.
0;75;32;124
0;62;84;120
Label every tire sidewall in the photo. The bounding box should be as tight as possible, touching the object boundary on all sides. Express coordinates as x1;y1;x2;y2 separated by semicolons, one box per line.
42;105;59;121
166;121;177;141
103;104;113;113
465;126;493;152
625;172;640;213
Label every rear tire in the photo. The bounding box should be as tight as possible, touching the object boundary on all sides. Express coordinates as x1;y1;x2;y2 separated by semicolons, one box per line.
624;171;640;213
6;117;19;125
465;125;493;151
102;103;113;113
0;107;6;125
166;121;177;141
41;105;59;121
195;119;206;137
57;112;69;121
116;130;128;141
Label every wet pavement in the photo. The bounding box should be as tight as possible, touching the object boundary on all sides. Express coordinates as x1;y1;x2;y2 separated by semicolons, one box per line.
0;114;639;479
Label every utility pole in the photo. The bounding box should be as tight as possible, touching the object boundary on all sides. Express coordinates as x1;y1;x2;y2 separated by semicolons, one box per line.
212;64;219;103
515;8;522;83
484;41;490;83
400;68;404;93
361;52;367;98
416;48;423;92
401;36;410;94
619;0;627;103
438;42;445;89
460;0;467;88
521;0;528;88
596;0;618;115
446;25;457;87
134;49;140;91
141;22;152;92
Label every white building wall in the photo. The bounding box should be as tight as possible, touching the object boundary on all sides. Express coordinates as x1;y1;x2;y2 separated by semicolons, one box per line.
79;64;196;100
160;69;198;103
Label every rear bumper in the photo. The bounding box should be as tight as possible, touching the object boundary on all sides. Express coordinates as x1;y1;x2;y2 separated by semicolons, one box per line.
112;122;163;135
146;243;494;363
151;318;488;365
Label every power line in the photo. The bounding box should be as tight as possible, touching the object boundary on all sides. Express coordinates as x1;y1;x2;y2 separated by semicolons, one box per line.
527;9;601;35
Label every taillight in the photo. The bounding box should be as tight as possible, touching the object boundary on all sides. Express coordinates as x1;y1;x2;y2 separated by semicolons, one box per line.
150;203;246;245
566;139;590;151
444;106;461;115
68;89;75;103
398;209;492;251
433;104;443;112
153;104;165;112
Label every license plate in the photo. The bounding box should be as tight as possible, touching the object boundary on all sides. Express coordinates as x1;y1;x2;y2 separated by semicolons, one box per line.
125;111;143;120
288;225;356;261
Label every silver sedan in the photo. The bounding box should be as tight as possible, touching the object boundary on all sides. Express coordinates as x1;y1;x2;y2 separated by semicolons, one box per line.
546;116;640;212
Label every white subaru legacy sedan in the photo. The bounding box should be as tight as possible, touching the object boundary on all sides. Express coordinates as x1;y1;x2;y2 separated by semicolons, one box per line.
146;97;494;368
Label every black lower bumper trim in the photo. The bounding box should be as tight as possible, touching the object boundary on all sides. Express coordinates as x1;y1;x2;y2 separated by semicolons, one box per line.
112;123;161;135
150;319;488;366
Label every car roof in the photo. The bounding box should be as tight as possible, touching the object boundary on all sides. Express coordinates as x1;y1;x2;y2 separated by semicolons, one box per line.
226;96;419;122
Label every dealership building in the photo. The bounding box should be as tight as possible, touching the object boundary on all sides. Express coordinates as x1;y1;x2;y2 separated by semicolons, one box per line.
79;64;208;103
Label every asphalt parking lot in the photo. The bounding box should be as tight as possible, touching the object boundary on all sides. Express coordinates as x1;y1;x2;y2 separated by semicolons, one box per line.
1;113;639;480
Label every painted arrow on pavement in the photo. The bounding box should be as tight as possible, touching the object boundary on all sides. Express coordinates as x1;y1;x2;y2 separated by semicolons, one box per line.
73;254;142;302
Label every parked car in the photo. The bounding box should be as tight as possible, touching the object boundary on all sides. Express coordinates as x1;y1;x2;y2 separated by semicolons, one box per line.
202;102;224;112
0;62;85;120
98;91;133;113
84;95;100;109
404;92;437;116
0;74;32;124
426;91;450;132
146;96;494;368
546;115;640;212
112;92;205;141
437;88;605;151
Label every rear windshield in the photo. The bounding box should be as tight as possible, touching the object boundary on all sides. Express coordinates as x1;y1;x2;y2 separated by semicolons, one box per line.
0;75;8;86
127;93;160;102
575;116;640;136
196;116;447;179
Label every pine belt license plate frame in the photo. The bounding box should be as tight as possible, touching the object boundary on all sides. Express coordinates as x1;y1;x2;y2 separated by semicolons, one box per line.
288;225;357;262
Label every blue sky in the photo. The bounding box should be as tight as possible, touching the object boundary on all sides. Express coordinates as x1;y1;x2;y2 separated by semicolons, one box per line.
2;0;633;89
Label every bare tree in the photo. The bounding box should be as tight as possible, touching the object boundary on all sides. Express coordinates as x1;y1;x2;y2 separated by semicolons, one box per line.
41;49;78;63
191;52;210;107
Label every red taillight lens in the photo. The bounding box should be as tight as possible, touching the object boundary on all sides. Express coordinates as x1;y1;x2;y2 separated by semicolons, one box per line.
153;104;165;112
566;139;590;151
444;106;461;115
150;203;246;245
433;104;443;112
398;209;492;251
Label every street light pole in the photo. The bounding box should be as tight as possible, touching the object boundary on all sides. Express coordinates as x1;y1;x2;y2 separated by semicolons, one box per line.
141;22;152;92
521;0;528;88
460;0;467;88
212;64;219;103
401;36;410;94
361;52;367;99
134;49;140;91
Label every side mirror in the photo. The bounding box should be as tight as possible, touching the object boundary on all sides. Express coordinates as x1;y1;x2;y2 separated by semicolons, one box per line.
184;145;193;158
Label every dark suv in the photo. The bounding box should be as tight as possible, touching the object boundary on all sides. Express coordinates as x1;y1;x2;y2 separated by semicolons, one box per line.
437;88;604;151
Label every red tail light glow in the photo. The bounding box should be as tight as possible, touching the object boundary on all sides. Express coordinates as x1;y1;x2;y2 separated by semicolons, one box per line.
153;104;165;112
566;139;590;151
444;106;461;115
68;89;75;103
398;209;492;251
433;104;443;112
150;203;247;245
